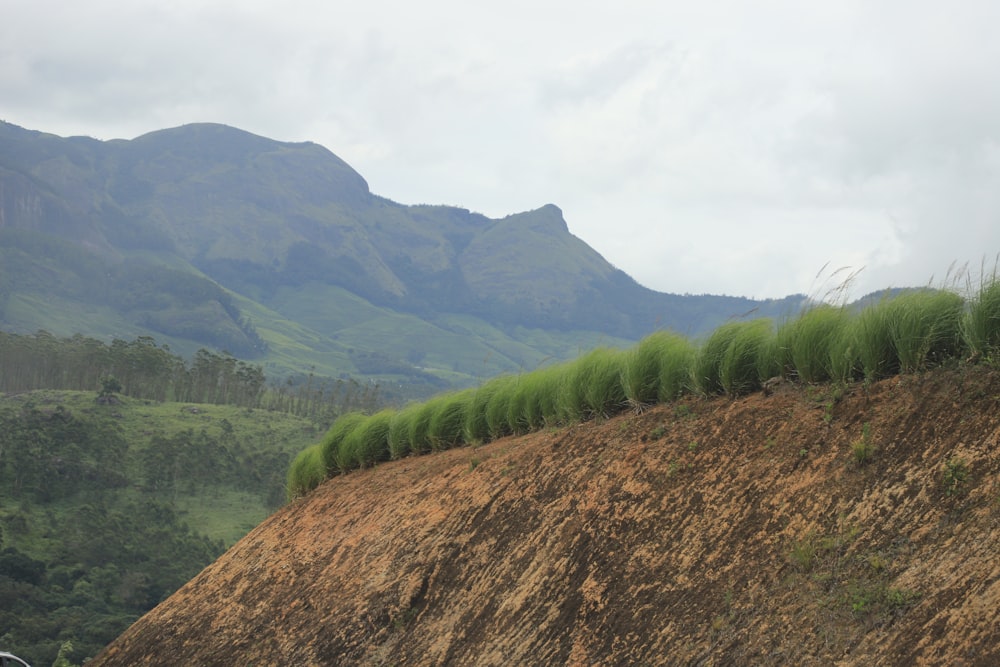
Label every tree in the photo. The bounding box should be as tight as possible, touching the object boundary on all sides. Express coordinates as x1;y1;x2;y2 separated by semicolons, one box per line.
99;375;123;400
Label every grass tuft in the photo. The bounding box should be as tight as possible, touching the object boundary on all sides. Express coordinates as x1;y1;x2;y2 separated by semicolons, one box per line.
319;412;369;474
963;270;1000;361
428;390;474;450
286;443;326;499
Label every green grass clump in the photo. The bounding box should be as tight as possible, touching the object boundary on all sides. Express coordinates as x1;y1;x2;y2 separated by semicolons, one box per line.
557;348;627;421
427;390;474;450
695;320;773;396
887;289;964;372
465;376;507;443
621;334;668;409
658;333;697;401
850;297;900;382
517;363;569;430
693;322;744;395
483;375;519;440
847;289;965;381
388;403;421;459
581;348;628;419
340;409;394;468
622;332;694;410
287;443;326;498
963;274;1000;361
320;411;369;474
408;397;444;455
851;422;875;466
777;305;852;383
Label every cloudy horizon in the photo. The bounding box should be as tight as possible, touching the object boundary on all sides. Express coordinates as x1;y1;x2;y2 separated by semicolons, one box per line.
3;0;999;301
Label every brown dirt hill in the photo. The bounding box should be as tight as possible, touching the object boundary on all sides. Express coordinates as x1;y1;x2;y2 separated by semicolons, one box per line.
91;366;1000;666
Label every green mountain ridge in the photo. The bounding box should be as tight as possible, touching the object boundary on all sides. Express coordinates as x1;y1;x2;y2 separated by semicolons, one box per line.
0;120;803;391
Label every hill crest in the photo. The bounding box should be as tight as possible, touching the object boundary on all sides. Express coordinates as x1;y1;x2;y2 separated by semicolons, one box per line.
0;120;803;387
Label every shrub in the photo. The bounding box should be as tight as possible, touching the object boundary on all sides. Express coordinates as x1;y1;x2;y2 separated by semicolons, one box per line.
286;444;325;499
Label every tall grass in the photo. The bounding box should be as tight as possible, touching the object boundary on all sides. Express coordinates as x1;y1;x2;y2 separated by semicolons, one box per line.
774;305;852;383
851;296;899;381
556;348;627;422
658;333;697;401
693;322;741;395
340;409;393;469
516;363;569;430
290;273;1000;496
887;290;964;372
483;375;519;440
319;411;368;474
694;321;773;396
287;443;325;498
388;403;420;459
409;396;443;455
465;376;506;443
622;332;677;410
427;390;474;450
721;319;773;396
963;271;1000;360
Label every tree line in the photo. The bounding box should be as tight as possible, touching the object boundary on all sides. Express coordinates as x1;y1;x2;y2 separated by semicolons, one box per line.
0;331;383;417
0;331;265;406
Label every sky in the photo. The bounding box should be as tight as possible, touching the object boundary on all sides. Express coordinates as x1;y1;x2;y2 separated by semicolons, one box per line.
3;0;1000;300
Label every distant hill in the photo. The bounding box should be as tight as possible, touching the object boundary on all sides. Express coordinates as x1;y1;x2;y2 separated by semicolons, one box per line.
0;120;803;390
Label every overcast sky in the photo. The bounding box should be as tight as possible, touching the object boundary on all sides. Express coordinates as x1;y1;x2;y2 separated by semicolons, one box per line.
3;0;999;300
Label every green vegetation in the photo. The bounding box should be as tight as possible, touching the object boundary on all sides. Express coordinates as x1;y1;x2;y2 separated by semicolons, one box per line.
942;457;970;498
774;304;851;383
0;388;321;666
851;423;876;466
289;279;1000;498
962;269;1000;362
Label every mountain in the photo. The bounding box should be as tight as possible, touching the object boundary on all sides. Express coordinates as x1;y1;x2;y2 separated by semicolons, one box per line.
89;365;1000;665
0;120;802;390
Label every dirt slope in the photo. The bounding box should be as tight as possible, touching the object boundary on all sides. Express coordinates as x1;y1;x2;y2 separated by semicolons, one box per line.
91;366;1000;666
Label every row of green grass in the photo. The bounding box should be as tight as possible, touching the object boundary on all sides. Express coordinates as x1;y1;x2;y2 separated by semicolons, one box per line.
288;279;1000;498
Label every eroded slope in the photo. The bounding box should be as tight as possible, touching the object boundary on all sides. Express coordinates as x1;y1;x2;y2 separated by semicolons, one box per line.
92;366;1000;666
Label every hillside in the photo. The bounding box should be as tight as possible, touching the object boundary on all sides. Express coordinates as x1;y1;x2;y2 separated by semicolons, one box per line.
91;365;1000;665
0;120;801;389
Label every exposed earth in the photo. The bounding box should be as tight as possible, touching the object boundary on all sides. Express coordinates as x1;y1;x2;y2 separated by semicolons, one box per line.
91;365;1000;666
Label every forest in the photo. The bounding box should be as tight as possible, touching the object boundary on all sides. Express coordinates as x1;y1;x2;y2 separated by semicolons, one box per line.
0;331;383;666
